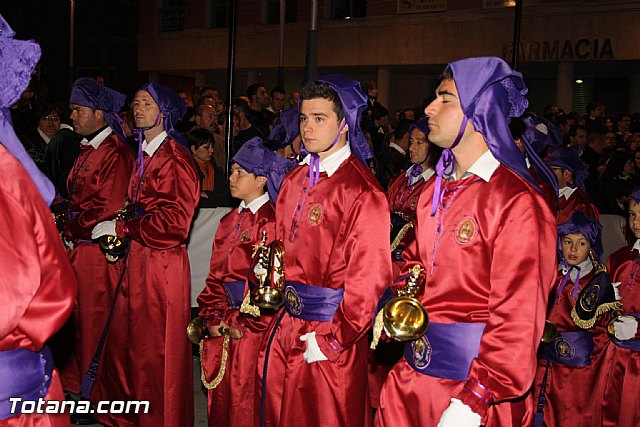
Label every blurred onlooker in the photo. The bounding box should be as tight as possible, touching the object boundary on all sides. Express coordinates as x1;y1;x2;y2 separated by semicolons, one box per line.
581;132;605;200
375;118;411;190
267;86;286;114
288;90;300;109
187;128;230;209
246;83;273;138
584;101;605;134
618;113;632;144
599;150;636;215
18;104;65;170
567;124;588;155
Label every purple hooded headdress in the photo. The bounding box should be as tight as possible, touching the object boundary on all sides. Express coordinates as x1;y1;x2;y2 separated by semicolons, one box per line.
519;113;559;195
558;211;603;261
546;146;589;191
629;187;640;204
431;57;535;215
0;14;54;205
268;108;300;150
70;77;126;141
232;137;296;202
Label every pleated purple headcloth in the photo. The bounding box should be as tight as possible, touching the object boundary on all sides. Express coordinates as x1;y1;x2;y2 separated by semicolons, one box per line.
431;57;535;215
0;14;55;205
70;77;127;141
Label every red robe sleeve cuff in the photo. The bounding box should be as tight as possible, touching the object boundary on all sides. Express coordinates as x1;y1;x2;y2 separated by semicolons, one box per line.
453;379;493;422
316;333;344;363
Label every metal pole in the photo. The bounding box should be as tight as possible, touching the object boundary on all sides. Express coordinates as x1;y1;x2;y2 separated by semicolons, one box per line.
69;0;75;87
277;0;285;87
511;0;523;70
303;0;318;85
224;0;238;177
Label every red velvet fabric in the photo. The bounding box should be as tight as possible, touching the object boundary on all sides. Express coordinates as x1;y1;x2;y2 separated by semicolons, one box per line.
600;246;640;427
257;155;392;427
197;202;276;427
0;144;77;426
93;137;199;427
376;165;557;426
532;270;612;426
557;187;599;224
58;132;133;392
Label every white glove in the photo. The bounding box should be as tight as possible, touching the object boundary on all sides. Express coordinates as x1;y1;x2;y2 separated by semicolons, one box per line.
437;398;482;427
91;220;117;240
300;331;328;364
611;282;622;301
613;316;639;341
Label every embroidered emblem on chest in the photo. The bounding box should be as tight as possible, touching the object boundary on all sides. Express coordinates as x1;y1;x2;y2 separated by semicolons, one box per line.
412;335;432;369
579;284;600;313
284;285;303;315
553;336;575;360
239;229;251;243
455;217;478;245
307;203;324;226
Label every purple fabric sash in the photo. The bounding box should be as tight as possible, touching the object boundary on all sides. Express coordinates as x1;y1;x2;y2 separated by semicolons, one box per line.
0;346;54;420
611;313;640;351
223;280;246;310
404;322;485;381
540;331;593;367
283;282;344;322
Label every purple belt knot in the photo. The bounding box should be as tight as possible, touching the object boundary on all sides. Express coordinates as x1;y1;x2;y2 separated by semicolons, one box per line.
0;346;54;420
283;282;344;322
540;330;593;367
223;280;246;310
404;322;485;382
611;313;640;351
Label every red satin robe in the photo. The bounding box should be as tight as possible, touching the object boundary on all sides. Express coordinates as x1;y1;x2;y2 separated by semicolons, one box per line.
532;268;611;427
60;131;134;393
600;245;640;427
197;201;276;427
93;137;199;427
257;155;393;427
0;144;77;427
377;165;557;427
557;187;599;224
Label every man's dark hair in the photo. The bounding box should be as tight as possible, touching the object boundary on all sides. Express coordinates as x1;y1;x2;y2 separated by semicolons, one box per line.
187;128;214;150
569;124;586;138
233;98;251;116
439;66;454;82
247;83;265;101
271;86;285;97
299;81;345;122
371;105;388;121
394;119;413;141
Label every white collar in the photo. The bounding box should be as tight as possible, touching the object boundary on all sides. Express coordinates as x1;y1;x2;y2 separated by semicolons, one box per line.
633;239;640;251
559;186;577;199
462;150;500;182
238;192;269;214
81;126;113;149
389;142;406;155
143;131;168;157
300;143;351;177
37;127;51;144
560;258;593;282
406;164;435;186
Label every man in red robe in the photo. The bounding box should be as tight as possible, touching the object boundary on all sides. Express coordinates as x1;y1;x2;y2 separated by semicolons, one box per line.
601;187;640;427
59;78;134;394
91;82;199;427
376;57;557;427
0;13;77;426
546;146;599;224
257;75;393;427
198;137;295;427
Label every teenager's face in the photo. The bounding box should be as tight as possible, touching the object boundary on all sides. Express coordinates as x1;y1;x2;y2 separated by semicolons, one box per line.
424;79;471;149
299;97;347;158
630;200;640;239
561;233;590;266
229;163;261;200
409;128;430;166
